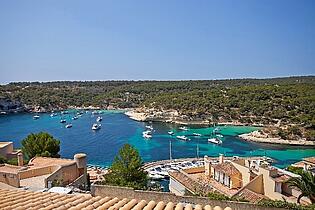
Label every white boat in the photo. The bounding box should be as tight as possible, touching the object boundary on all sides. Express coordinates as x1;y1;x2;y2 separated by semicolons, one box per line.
168;131;174;135
193;133;202;136
50;113;57;117
96;116;102;122
143;130;152;139
145;125;153;130
60;119;66;123
61;111;68;114
216;134;223;138
179;126;188;131
148;173;165;180
33;115;40;119
65;124;72;128
72;116;78;120
92;123;101;130
208;138;222;144
176;135;189;141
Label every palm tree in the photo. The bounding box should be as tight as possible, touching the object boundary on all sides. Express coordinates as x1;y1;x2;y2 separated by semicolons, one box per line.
286;171;315;204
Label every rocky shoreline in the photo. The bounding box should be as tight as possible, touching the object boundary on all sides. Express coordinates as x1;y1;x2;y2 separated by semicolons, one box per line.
239;132;315;146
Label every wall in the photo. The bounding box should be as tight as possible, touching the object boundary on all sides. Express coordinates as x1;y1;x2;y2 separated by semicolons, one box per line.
0;171;19;187
91;185;285;210
19;165;58;179
45;163;79;187
231;173;242;189
0;143;13;158
231;161;251;186
169;177;187;196
183;167;205;174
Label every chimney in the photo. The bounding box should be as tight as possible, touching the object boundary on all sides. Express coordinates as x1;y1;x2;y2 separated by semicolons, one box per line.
219;153;224;164
17;153;23;166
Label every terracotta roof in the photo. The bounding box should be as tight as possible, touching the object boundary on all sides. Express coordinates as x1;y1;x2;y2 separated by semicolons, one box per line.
271;174;291;183
212;163;240;176
234;188;266;203
0;164;22;174
304;157;315;164
29;157;76;167
0;188;232;210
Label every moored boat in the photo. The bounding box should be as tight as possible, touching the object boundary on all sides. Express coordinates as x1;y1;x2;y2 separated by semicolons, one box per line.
208;138;222;144
176;135;189;141
72;116;78;120
33;115;40;120
193;133;202;136
145;125;153;130
60;119;66;123
168;131;174;135
96;116;102;122
143;130;152;139
179;126;188;131
92;123;101;130
65;124;72;128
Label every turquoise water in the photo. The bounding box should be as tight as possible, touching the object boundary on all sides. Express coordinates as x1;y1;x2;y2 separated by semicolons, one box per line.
0;111;314;168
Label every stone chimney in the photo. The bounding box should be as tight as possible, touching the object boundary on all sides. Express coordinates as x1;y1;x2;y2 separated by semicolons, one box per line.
219;153;224;164
17;153;23;166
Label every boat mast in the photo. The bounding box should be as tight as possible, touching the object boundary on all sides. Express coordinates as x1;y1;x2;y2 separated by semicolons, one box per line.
169;139;172;161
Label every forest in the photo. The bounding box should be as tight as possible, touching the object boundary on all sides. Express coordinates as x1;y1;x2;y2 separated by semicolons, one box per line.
1;76;314;139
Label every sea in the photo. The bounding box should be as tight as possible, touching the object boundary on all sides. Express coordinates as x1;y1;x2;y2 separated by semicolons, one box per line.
0;110;314;169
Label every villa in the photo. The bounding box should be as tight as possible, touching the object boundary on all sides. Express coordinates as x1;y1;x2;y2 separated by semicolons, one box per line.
169;154;310;204
291;156;315;175
0;151;87;191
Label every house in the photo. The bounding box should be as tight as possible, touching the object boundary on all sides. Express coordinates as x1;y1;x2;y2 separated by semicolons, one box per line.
291;156;315;175
0;142;21;160
169;154;310;204
0;152;87;190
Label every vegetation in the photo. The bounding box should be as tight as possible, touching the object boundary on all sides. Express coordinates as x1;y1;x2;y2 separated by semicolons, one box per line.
258;199;315;210
21;132;60;159
1;76;314;139
103;144;148;189
286;166;304;176
285;171;315;204
207;192;248;202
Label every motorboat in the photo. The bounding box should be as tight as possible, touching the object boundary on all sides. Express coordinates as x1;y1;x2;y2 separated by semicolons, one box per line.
145;125;153;130
179;126;188;131
61;111;69;114
65;124;72;128
148;173;165;180
143;130;152;139
92;123;101;130
208;138;222;144
33;115;40;120
193;133;202;136
168;131;174;135
176;135;189;141
60;119;66;123
72;116;78;120
96;116;102;122
216;134;223;138
50;113;57;117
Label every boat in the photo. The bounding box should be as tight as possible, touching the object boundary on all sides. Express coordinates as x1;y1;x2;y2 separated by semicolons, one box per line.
208;138;222;144
65;124;72;128
193;133;202;136
148;173;165;180
216;134;223;138
72;116;78;120
61;111;68;115
92;123;101;130
168;131;174;135
33;115;40;120
60;119;66;123
142;130;152;139
176;135;189;141
145;125;153;130
179;126;188;131
213;127;220;134
50;113;57;117
96;116;102;122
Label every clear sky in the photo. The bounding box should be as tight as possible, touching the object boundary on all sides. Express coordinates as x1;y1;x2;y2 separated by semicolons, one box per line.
0;0;314;83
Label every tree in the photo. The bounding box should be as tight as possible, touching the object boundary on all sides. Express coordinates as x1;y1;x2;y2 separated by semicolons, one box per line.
21;132;60;159
286;171;315;204
104;144;148;189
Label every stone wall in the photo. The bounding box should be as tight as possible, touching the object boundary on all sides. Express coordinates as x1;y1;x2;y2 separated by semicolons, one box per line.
0;171;19;187
91;184;284;210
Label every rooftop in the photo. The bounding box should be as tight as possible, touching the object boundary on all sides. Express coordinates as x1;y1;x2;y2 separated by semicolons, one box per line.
234;188;266;203
29;156;76;168
212;162;241;176
0;141;12;148
0;164;22;174
304;157;315;165
0;188;231;210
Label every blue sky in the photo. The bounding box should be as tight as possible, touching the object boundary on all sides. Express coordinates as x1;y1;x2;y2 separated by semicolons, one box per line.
0;0;314;83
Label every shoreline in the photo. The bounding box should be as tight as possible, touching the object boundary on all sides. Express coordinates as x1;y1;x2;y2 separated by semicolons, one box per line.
239;133;315;146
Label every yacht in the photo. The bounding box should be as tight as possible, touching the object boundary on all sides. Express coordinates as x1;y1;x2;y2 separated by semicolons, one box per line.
72;116;78;120
168;131;174;135
179;126;188;131
96;116;102;122
176;135;189;141
142;130;152;139
33;115;40;120
145;125;153;130
50;113;57;117
193;133;202;136
92;123;101;130
216;134;223;138
60;119;66;123
65;124;72;128
208;138;222;144
61;111;69;115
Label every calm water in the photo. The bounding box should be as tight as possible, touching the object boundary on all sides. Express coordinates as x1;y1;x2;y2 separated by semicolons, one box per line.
0;111;314;168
